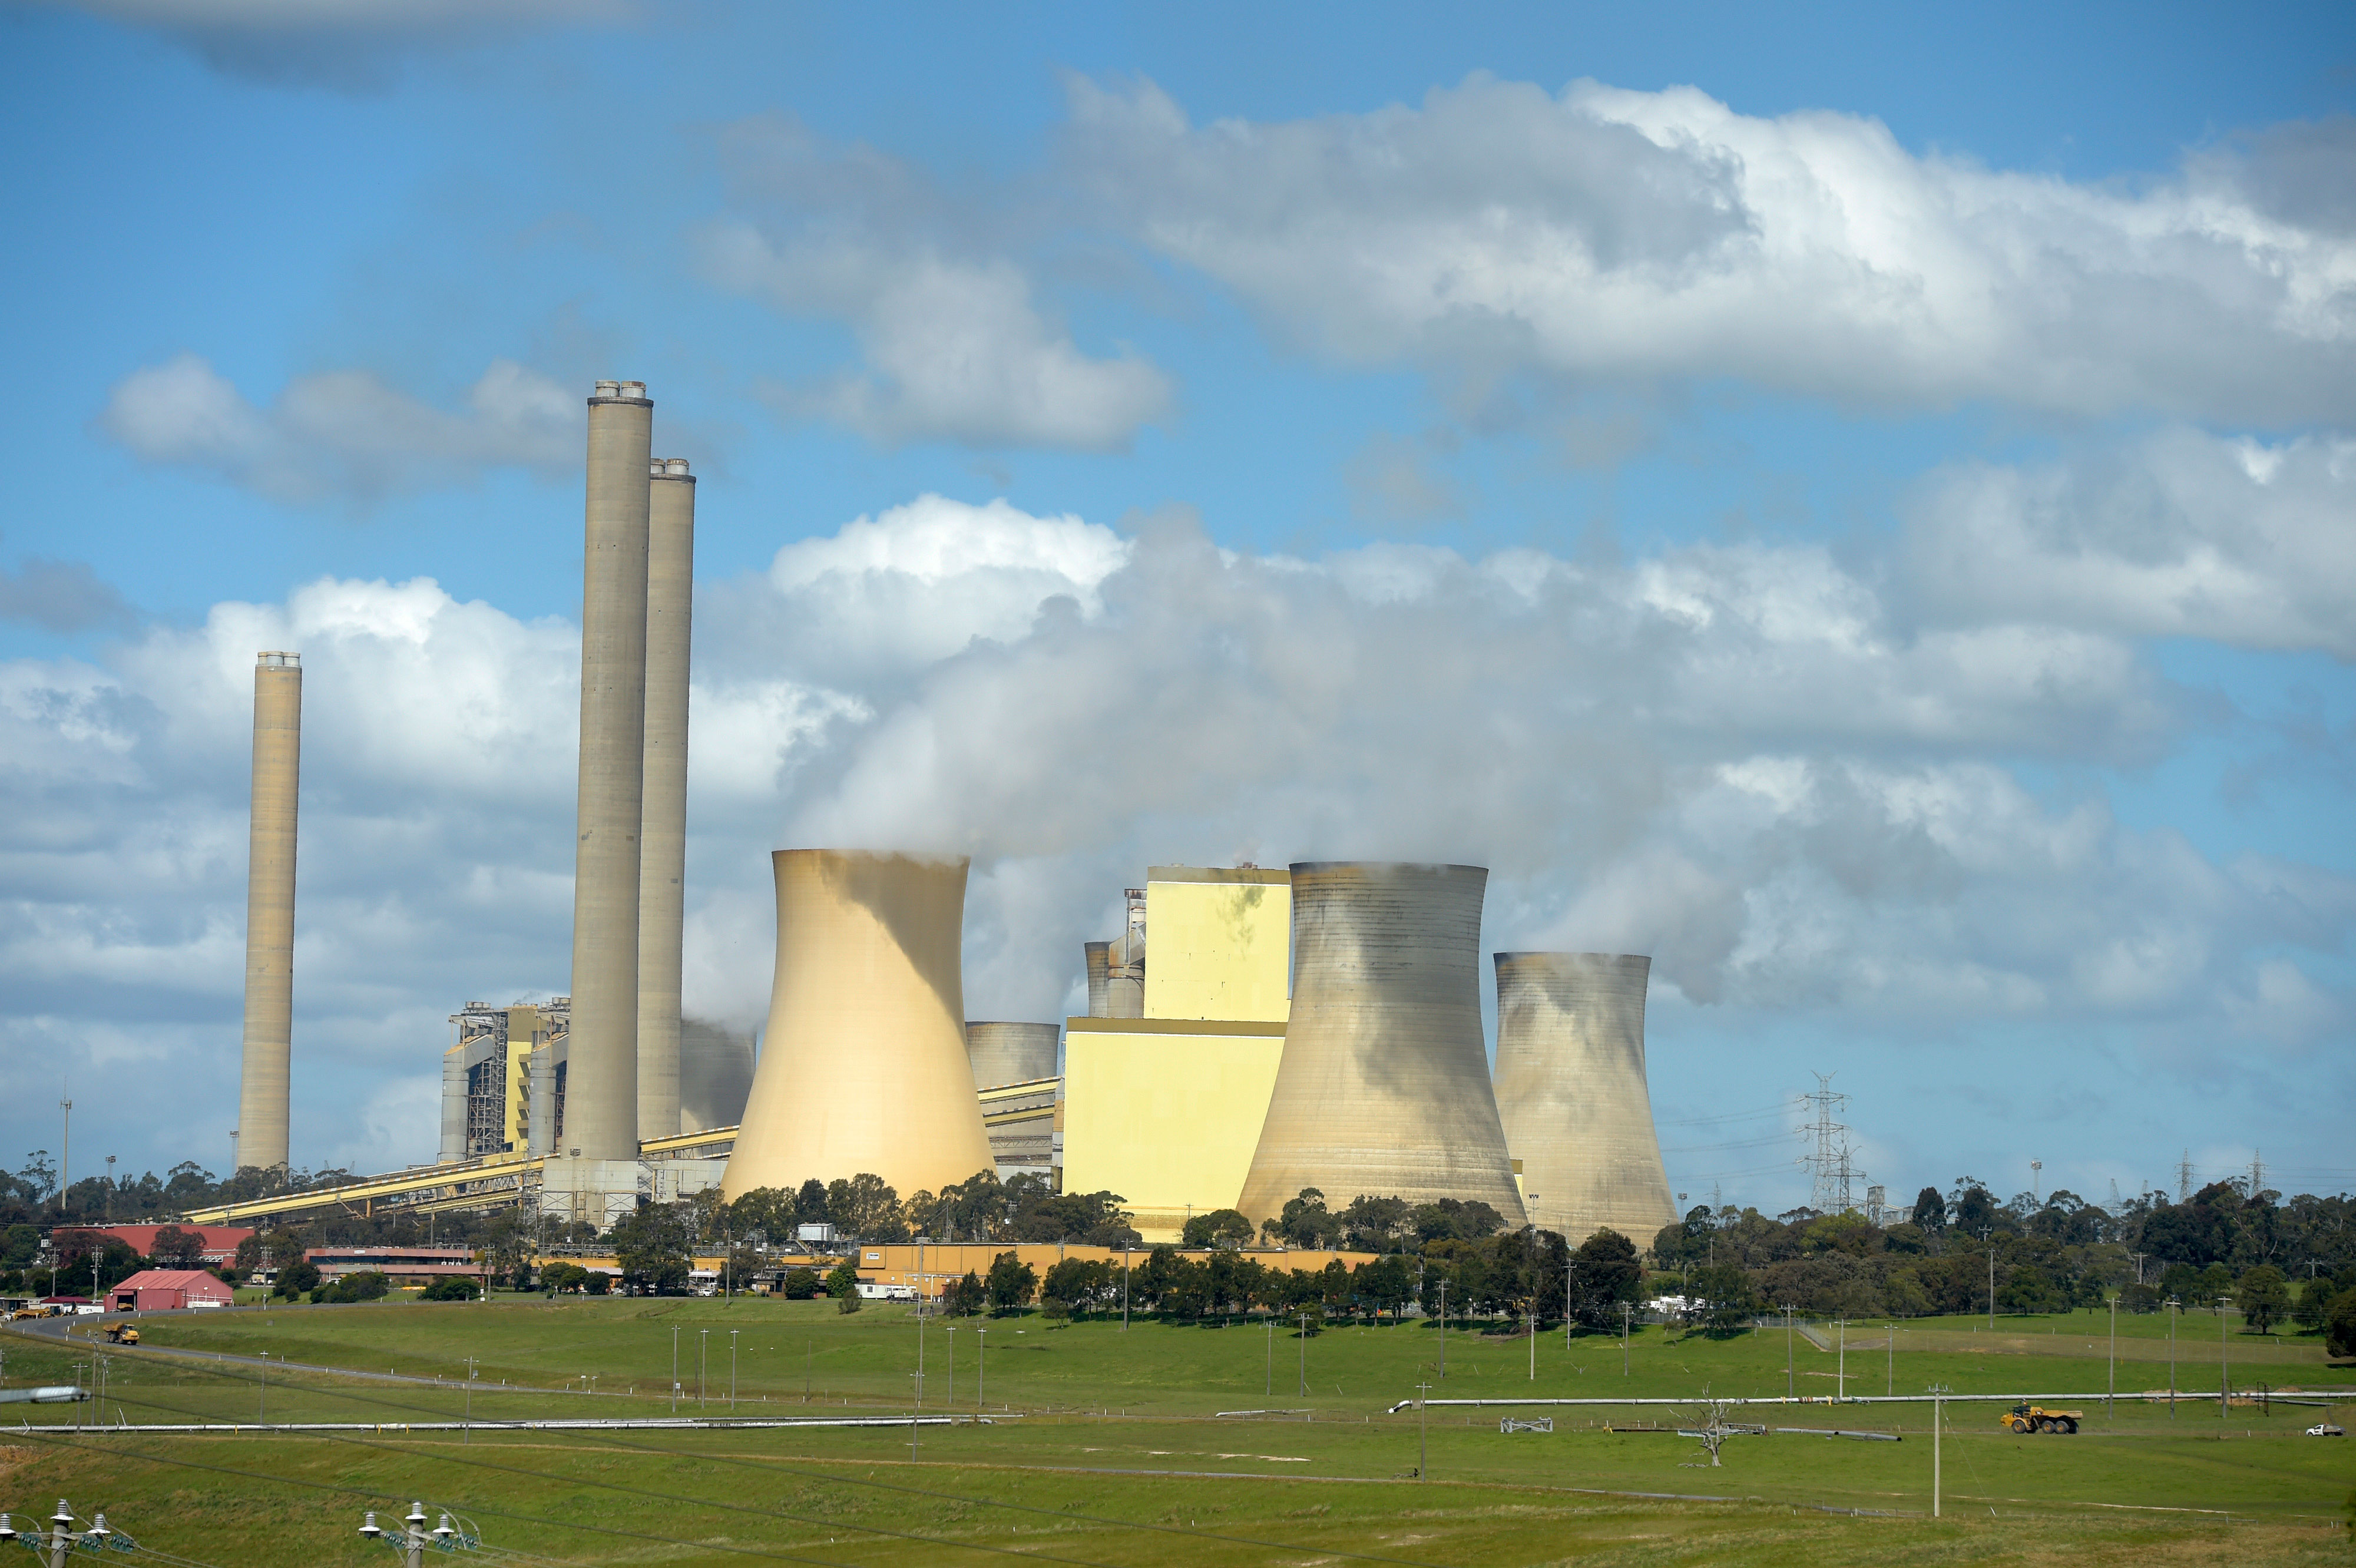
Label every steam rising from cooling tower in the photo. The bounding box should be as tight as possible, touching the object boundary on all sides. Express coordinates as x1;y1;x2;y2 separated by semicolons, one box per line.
722;850;995;1200
637;455;696;1141
561;380;653;1170
964;1022;1061;1091
1493;952;1677;1246
235;650;300;1173
1236;862;1526;1225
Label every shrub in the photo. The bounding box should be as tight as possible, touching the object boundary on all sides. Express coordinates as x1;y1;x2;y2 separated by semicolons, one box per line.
778;1266;822;1300
272;1261;321;1299
2326;1288;2356;1360
310;1270;389;1305
422;1275;481;1302
825;1261;863;1313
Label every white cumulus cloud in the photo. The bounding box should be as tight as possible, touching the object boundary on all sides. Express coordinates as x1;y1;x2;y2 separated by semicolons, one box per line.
1068;75;2356;424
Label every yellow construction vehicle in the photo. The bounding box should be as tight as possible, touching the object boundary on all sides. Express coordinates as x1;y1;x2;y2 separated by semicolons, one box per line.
102;1324;140;1345
1998;1402;2080;1434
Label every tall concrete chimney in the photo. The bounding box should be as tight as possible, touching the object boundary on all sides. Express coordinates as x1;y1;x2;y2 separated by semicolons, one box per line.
560;379;652;1192
1236;862;1526;1226
235;650;300;1173
722;850;995;1201
1493;952;1677;1248
637;455;695;1142
1083;941;1112;1017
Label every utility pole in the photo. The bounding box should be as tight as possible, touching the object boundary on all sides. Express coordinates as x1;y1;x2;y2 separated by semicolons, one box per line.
1415;1378;1433;1482
1298;1314;1310;1400
1981;1228;1996;1330
729;1329;739;1411
1265;1314;1272;1398
58;1094;72;1215
1783;1305;1795;1401
2176;1150;2193;1204
1837;1318;1846;1402
2107;1295;2116;1418
1121;1244;1130;1332
1928;1385;1950;1517
975;1327;985;1412
2166;1295;2178;1417
699;1327;707;1407
1527;1309;1535;1381
1436;1281;1447;1380
2218;1296;2232;1419
670;1325;679;1415
1621;1301;1632;1377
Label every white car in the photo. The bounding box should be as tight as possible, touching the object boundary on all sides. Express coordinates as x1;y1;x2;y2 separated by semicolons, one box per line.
2306;1423;2344;1437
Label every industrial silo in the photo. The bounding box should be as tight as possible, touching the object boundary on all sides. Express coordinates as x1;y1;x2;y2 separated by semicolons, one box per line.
722;851;995;1200
1493;952;1677;1248
964;1022;1061;1091
1236;862;1526;1225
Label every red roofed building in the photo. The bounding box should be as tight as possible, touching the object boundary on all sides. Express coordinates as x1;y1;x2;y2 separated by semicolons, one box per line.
110;1270;234;1312
86;1225;254;1265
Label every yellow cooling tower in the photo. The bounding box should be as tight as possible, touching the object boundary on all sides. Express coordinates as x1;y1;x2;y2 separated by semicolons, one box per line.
722;850;995;1200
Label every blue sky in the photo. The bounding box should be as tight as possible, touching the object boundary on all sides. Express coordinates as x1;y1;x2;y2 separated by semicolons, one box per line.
1;0;2350;1213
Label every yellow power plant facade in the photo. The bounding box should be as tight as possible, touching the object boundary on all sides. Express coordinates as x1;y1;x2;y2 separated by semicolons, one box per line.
1061;866;1291;1242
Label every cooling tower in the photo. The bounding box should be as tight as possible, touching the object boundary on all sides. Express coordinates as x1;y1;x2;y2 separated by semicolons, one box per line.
677;1017;753;1132
1493;952;1677;1248
1083;941;1111;1018
235;650;300;1172
965;1022;1060;1091
563;380;653;1166
637;456;696;1142
722;851;995;1200
1236;862;1526;1225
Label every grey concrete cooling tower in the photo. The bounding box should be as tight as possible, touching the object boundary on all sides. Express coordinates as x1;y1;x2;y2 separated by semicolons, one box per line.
236;650;300;1173
637;455;695;1142
1493;952;1677;1248
1083;941;1111;1017
562;380;652;1170
1236;862;1526;1225
965;1022;1060;1091
722;851;995;1200
677;1017;753;1133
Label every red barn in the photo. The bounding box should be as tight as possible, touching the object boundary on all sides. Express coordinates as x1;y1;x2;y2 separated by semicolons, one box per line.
109;1270;234;1312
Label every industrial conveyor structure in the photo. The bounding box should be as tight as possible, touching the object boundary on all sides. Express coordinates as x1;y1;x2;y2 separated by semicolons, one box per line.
180;1126;739;1228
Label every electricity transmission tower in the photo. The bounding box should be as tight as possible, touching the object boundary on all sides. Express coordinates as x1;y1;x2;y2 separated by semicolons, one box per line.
1799;1074;1865;1215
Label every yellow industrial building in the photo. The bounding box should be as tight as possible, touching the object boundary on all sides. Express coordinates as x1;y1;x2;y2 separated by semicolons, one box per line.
1060;866;1292;1242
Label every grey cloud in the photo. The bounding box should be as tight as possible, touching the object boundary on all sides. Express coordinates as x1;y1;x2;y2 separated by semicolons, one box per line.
1899;428;2356;660
0;558;136;634
55;0;630;88
703;117;1174;452
1065;75;2356;425
98;354;581;505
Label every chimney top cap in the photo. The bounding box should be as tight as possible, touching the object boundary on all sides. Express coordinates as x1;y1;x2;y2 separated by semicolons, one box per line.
256;651;300;669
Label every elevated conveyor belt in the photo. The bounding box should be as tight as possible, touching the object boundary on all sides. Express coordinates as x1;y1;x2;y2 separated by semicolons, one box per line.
180;1127;737;1226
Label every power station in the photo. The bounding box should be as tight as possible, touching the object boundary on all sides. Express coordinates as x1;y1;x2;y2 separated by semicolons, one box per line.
223;378;1680;1252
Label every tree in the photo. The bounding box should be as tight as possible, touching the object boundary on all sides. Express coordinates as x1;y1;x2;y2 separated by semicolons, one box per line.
148;1225;204;1268
942;1270;986;1315
1041;1258;1110;1317
422;1275;479;1301
825;1261;863;1312
1687;1264;1758;1336
985;1251;1037;1315
1261;1189;1342;1249
273;1260;322;1299
609;1205;693;1294
777;1266;822;1300
1912;1187;1947;1232
1181;1209;1254;1249
313;1270;389;1305
2238;1265;2290;1333
2294;1277;2334;1332
794;1179;830;1229
826;1174;908;1242
2326;1287;2356;1360
1569;1230;1644;1328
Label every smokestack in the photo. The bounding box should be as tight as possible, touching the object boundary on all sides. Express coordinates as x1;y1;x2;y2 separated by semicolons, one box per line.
1105;888;1146;1018
1236;862;1526;1226
1493;952;1676;1247
1083;941;1112;1017
722;850;994;1200
235;650;300;1172
563;379;652;1170
964;1022;1061;1091
637;455;695;1142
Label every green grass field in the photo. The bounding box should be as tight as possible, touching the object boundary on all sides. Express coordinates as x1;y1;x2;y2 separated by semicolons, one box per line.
2;1296;2349;1566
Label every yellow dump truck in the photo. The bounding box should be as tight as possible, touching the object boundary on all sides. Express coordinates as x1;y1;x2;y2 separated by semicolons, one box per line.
102;1324;140;1345
1998;1402;2080;1434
